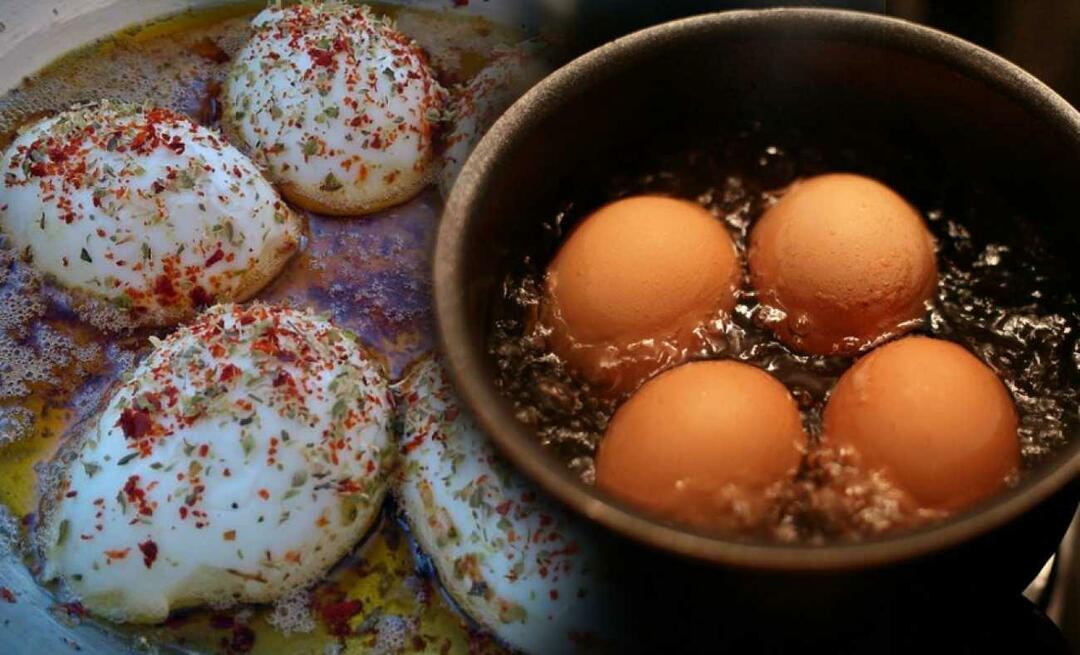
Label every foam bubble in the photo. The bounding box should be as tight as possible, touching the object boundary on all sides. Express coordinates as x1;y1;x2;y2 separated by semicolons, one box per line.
370;614;415;655
0;405;34;447
0;18;250;141
267;586;316;636
0;503;23;556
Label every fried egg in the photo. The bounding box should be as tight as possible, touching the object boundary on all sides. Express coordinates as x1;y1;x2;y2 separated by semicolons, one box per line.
0;101;302;329
438;43;549;197
395;356;614;654
224;3;445;215
38;303;393;623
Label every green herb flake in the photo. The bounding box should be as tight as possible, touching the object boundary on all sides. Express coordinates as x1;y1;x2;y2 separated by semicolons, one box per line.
241;433;255;457
56;519;70;547
319;172;343;192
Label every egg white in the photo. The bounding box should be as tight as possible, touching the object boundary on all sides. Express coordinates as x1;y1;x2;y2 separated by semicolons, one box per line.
0;101;302;329
395;356;614;654
38;303;393;623
439;43;549;198
224;3;445;216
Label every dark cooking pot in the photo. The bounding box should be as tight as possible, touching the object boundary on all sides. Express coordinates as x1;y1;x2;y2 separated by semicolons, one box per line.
435;7;1080;649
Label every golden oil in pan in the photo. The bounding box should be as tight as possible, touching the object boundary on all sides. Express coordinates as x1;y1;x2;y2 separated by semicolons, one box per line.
0;3;525;653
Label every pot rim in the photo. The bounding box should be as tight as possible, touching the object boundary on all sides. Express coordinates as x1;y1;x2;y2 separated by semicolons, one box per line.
434;7;1080;571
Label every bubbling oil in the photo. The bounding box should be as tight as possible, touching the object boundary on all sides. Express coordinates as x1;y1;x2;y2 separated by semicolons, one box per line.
489;124;1080;543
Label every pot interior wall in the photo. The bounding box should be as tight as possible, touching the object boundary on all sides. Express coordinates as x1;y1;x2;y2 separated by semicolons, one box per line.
447;12;1080;583
461;18;1080;363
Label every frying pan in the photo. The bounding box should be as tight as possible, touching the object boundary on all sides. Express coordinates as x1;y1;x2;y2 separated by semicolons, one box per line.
0;1;541;652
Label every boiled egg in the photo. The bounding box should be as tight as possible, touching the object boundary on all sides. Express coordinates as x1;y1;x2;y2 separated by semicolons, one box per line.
223;3;446;215
395;356;615;654
540;195;741;396
823;336;1020;511
748;173;938;355
596;360;806;533
39;303;393;623
0;101;302;329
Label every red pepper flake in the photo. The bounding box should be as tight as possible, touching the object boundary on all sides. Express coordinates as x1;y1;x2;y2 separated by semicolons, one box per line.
153;274;177;298
495;500;513;516
223;530;236;541
189;285;212;307
308;48;335;67
166;136;186;155
402;433;425;453
0;587;15;603
219;363;242;382
549;589;559;600
205;248;225;267
104;547;131;561
138;539;158;569
318;597;364;637
123;475;154;517
258;489;270;501
117;407;151;440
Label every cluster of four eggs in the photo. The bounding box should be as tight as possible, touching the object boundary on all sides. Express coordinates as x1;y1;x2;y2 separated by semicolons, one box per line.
1;4;606;651
541;175;1019;533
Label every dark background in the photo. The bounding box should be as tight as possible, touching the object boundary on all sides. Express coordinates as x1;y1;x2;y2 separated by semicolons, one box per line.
548;0;1080;108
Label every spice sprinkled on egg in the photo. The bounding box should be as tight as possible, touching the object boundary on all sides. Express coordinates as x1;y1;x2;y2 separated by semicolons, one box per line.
223;2;446;215
38;303;393;623
0;101;302;329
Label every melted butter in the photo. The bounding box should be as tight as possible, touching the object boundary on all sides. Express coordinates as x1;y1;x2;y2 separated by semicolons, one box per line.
128;519;503;653
111;3;263;45
0;397;70;517
0;3;524;653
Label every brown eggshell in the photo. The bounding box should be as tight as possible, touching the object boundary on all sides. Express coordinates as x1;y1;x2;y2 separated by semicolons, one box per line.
823;336;1020;511
748;174;938;355
596;360;806;532
542;195;741;396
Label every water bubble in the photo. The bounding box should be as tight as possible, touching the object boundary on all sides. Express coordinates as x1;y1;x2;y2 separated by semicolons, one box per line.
789;312;812;337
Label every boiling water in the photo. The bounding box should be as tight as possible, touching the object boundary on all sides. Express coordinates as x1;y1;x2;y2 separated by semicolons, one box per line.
490;123;1080;543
